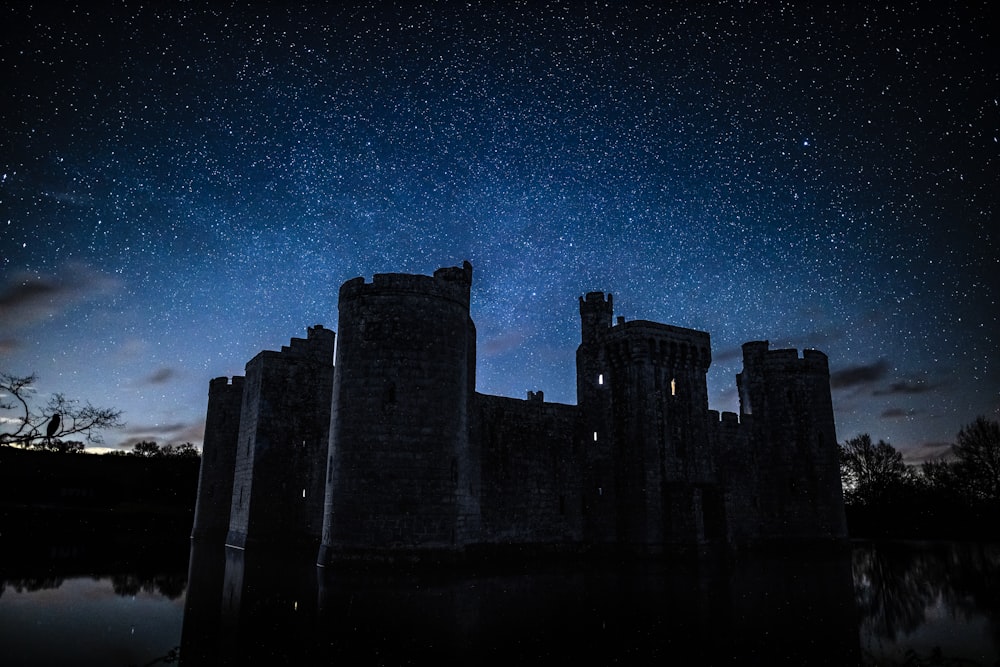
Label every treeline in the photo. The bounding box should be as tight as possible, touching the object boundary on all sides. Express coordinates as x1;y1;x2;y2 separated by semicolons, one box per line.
0;446;200;538
840;416;1000;539
18;438;201;457
105;440;200;458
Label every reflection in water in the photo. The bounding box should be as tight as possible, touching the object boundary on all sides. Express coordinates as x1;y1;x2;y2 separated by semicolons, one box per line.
0;576;65;594
182;542;860;665
3;541;997;664
853;541;1000;665
0;572;185;600
0;575;186;667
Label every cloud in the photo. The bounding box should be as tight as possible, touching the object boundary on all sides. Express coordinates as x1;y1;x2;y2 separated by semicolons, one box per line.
113;419;205;451
481;331;527;357
902;441;953;465
125;421;194;436
880;407;922;419
830;359;890;389
712;346;743;364
0;264;120;333
142;367;178;385
873;379;941;396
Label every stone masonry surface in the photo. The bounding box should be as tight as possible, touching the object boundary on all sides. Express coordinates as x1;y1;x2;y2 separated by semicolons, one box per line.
192;262;847;562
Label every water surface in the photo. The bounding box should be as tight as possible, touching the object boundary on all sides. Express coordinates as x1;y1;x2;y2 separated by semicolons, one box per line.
1;540;997;665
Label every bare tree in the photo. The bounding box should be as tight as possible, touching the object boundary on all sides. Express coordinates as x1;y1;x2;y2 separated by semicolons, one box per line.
952;416;1000;502
840;433;913;506
0;372;124;449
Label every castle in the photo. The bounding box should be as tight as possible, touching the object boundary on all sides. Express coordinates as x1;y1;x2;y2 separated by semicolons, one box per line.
191;262;847;562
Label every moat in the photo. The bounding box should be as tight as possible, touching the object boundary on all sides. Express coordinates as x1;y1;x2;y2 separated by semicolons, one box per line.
1;540;997;666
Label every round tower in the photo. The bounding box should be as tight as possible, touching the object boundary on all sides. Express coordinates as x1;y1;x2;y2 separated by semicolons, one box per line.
319;262;477;562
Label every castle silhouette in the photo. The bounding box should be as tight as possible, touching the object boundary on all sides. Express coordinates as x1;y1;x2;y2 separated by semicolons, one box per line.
191;262;847;562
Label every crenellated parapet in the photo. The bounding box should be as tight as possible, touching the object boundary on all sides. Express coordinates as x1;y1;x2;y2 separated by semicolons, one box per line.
603;320;711;370
579;292;613;345
339;260;473;309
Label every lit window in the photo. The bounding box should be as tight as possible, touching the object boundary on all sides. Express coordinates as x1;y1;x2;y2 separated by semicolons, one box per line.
670;378;677;396
598;373;604;385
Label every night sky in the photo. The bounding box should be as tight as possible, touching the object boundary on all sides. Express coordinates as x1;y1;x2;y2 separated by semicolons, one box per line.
1;2;996;461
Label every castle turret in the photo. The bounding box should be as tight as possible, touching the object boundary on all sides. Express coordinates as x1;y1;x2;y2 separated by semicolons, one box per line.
576;292;616;543
191;375;245;540
225;325;336;549
319;262;478;563
736;341;847;541
579;291;613;346
603;320;716;547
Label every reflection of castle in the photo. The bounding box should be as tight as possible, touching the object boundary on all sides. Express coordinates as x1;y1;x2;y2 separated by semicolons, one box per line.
191;262;846;562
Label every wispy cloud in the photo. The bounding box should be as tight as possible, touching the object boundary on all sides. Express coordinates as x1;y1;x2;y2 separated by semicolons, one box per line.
125;421;194;436
0;264;120;334
112;418;205;451
481;331;528;357
880;407;922;419
831;359;890;389
903;441;953;465
712;346;743;364
873;379;942;396
142;367;178;385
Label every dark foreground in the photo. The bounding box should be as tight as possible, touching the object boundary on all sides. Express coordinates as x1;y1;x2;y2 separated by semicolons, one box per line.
1;526;998;666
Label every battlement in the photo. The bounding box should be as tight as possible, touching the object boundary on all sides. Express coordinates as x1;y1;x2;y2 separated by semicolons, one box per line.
339;261;473;308
604;320;712;369
580;291;613;308
209;375;245;390
279;325;336;360
741;341;829;375
246;326;337;368
579;292;614;344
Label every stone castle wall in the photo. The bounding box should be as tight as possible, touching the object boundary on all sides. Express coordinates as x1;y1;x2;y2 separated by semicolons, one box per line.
736;342;847;542
193;262;847;560
225;326;335;548
473;392;581;545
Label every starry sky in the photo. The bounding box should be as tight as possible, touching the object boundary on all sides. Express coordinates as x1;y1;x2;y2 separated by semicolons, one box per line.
1;1;996;461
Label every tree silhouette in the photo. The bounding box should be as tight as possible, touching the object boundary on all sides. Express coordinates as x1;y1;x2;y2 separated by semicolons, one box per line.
840;434;913;506
130;440;161;457
35;438;85;454
0;372;123;449
128;440;200;458
952;416;1000;503
159;442;199;458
